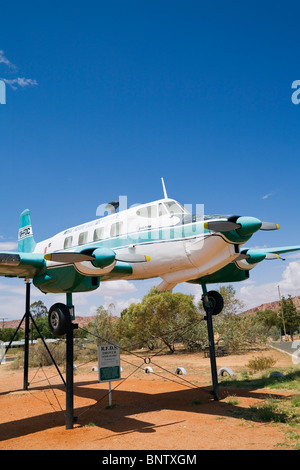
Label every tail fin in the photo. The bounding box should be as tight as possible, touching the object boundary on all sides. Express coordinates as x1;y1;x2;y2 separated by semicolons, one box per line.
18;209;36;253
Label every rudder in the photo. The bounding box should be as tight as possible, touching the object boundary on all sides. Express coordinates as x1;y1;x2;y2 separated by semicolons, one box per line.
18;209;36;253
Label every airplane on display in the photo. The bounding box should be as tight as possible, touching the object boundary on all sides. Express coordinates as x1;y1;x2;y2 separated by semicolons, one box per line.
2;177;300;421
1;178;300;338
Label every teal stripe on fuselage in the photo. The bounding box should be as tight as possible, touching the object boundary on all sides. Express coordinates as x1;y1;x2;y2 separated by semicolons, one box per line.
63;221;208;253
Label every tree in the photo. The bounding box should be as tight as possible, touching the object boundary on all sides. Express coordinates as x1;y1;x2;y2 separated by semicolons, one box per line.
30;300;48;319
118;303;156;350
0;327;24;342
198;285;245;316
29;301;55;339
256;309;280;334
31;316;55;340
280;296;300;340
215;314;268;351
88;304;118;345
120;288;199;353
218;285;245;316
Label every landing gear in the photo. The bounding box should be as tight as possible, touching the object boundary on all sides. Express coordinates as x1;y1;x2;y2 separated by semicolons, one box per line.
48;294;77;430
203;290;224;316
48;303;72;337
202;284;224;401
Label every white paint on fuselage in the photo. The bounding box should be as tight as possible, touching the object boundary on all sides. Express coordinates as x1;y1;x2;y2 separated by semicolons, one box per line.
34;198;240;288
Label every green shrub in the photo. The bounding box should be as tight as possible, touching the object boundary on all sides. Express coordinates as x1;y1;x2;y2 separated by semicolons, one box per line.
247;356;276;372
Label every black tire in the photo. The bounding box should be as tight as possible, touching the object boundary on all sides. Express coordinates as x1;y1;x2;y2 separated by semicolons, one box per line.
48;303;71;337
203;290;224;316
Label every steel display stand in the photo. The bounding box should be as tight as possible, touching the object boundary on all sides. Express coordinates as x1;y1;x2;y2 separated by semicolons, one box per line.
1;279;221;430
202;283;219;401
0;280;79;430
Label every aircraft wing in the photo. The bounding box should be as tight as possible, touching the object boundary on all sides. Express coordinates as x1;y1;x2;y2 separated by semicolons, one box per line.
253;245;300;256
241;245;300;261
0;252;45;278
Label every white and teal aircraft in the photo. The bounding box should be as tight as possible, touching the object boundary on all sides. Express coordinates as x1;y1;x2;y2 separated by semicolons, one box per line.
1;183;300;336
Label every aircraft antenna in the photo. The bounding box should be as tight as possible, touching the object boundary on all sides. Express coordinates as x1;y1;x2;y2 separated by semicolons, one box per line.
161;177;168;199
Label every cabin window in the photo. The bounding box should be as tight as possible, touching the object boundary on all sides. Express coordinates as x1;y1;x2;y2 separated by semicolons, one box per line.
158;203;168;216
93;227;104;241
110;222;123;238
136;204;158;218
78;231;88;245
64;236;73;249
164;201;186;214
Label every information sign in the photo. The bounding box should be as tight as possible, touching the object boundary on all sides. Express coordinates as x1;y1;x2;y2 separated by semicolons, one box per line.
97;344;121;382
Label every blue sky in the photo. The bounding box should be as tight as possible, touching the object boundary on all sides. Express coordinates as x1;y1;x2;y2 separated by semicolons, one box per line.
1;1;300;319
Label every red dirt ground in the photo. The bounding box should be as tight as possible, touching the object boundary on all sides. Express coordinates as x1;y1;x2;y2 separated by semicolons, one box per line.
0;347;298;450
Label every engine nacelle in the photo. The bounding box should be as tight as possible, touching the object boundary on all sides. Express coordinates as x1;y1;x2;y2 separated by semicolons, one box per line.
241;249;266;265
91;247;116;268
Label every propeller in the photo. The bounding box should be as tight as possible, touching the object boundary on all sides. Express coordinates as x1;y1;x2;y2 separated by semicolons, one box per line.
260;222;280;231
204;221;241;232
115;254;151;263
45;251;151;264
235;250;281;264
204;218;280;234
265;253;281;259
45;252;94;263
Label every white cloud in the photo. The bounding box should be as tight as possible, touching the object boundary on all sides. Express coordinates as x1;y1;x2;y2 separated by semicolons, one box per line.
0;280;43;298
98;280;137;297
261;192;274;200
0;50;15;68
0;276;140;321
102;297;142;315
0;50;37;92
3;77;38;90
0;280;45;320
238;261;300;309
0;241;18;250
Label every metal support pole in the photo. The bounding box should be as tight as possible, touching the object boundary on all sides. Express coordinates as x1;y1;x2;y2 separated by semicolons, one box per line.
202;283;219;401
66;322;74;429
66;292;76;430
23;280;31;390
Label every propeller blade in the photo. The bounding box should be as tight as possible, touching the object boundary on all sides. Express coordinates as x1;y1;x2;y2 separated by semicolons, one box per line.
237;249;281;264
260;222;280;231
204;221;241;232
115;254;151;263
234;253;250;261
265;253;280;260
45;251;151;264
44;252;95;263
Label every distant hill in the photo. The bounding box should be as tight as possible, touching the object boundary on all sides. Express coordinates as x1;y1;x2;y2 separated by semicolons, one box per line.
2;296;300;331
241;295;300;316
1;315;97;331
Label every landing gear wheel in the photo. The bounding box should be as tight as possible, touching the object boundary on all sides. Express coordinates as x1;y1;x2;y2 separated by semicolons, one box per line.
203;290;224;316
48;303;72;337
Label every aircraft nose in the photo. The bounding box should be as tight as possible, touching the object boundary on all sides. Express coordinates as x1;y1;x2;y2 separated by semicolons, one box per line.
235;216;262;237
